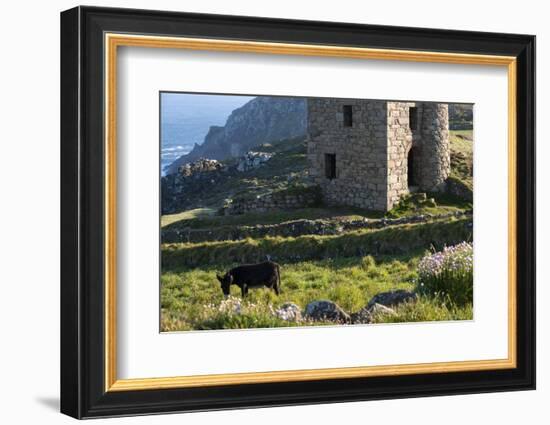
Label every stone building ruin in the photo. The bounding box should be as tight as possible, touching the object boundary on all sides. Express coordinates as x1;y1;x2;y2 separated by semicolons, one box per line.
307;98;450;211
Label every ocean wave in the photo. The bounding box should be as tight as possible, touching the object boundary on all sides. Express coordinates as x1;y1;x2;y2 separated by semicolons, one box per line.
162;151;186;158
162;145;187;152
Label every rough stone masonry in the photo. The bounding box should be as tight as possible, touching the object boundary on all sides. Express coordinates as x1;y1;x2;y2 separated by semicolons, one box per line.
307;98;450;211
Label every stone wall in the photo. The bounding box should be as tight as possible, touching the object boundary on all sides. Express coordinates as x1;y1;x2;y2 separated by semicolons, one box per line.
221;186;321;215
307;98;389;211
162;210;472;243
418;103;451;191
386;102;416;209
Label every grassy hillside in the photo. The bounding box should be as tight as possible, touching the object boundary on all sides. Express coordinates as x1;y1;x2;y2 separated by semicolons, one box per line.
161;217;473;331
449;129;474;187
162;218;472;268
160;130;474;331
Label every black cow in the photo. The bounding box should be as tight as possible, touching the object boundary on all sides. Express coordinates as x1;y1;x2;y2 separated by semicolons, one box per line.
216;261;281;297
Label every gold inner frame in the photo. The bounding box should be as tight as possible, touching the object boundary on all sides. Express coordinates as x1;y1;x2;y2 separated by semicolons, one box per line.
104;33;517;392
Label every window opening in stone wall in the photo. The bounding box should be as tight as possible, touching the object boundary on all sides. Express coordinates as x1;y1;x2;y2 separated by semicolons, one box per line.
343;105;353;127
409;107;418;131
325;153;336;179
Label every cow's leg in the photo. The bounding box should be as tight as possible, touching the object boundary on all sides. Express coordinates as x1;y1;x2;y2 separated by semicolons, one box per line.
241;285;248;297
274;265;281;295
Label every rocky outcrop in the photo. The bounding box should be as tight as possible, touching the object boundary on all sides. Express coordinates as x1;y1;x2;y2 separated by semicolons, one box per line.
166;97;306;175
178;158;223;176
161;158;228;214
304;300;351;323
237;151;273;172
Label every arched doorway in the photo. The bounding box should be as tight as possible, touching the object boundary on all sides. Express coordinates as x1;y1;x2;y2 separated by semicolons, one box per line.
407;147;418;189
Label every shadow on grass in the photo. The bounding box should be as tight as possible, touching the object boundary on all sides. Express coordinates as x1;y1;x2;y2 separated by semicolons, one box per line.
162;248;426;275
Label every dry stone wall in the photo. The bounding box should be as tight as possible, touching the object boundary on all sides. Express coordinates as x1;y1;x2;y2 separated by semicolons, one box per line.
162;210;472;243
222;187;320;215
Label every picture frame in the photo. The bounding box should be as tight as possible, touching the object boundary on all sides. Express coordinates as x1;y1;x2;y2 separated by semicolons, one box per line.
60;5;535;419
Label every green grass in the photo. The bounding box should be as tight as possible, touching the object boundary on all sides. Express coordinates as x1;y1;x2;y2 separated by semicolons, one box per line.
159;129;475;332
162;217;472;269
376;296;473;324
161;208;217;228
161;254;472;331
386;192;472;219
164;207;376;230
160;218;473;331
449;129;474;186
217;136;310;198
450;129;473;152
161;255;415;331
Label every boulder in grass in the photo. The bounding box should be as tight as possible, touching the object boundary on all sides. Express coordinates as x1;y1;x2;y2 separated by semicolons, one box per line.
304;300;351;324
351;303;397;324
274;302;302;322
368;303;397;318
350;307;374;325
366;290;417;309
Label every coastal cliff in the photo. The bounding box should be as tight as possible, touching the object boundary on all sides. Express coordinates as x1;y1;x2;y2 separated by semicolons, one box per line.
164;96;307;175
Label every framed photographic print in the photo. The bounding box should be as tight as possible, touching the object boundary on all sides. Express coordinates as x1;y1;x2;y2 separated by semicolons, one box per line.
60;6;536;419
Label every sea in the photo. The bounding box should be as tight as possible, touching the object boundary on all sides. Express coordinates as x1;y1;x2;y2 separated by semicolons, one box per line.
160;93;254;175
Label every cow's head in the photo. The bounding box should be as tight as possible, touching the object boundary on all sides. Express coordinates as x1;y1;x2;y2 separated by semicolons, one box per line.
216;272;233;297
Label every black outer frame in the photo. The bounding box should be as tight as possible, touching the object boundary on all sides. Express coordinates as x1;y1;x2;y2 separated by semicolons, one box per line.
60;6;536;419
